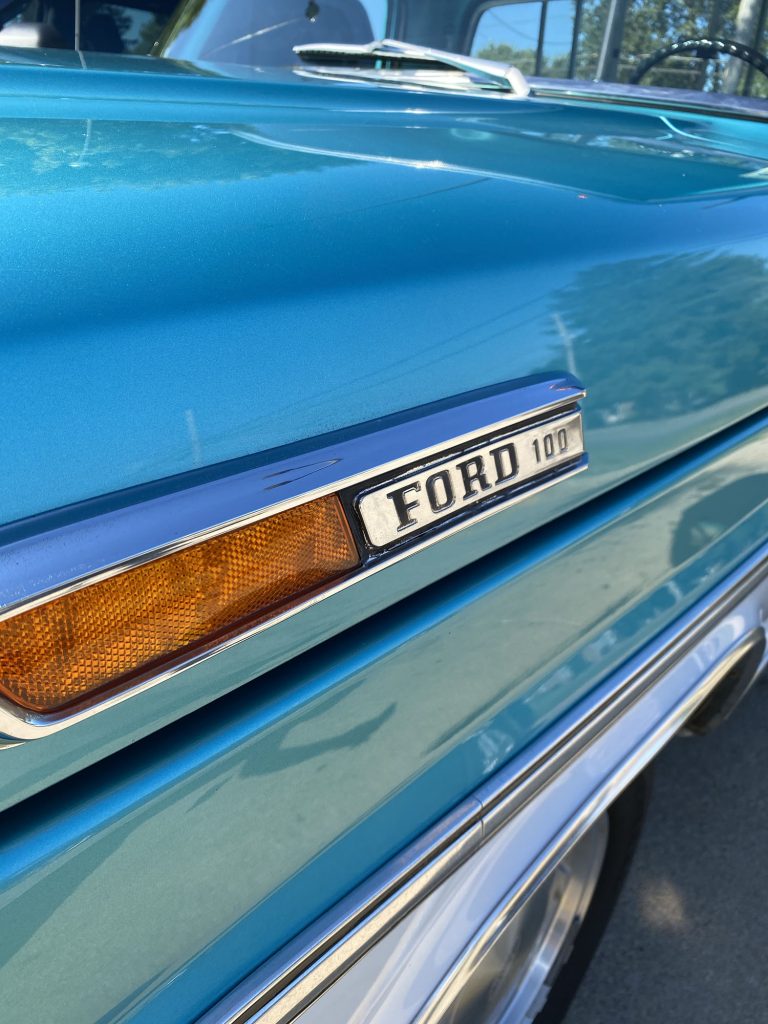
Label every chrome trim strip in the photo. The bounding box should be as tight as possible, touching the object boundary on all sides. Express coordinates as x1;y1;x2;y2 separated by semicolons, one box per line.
0;376;584;740
530;77;768;122
198;541;768;1024
0;378;581;615
415;629;766;1024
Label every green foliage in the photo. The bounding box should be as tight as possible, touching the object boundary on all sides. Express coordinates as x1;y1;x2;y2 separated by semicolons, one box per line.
475;41;570;76
578;0;742;86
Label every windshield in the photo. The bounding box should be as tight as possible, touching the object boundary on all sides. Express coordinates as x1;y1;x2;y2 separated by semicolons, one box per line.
0;0;767;100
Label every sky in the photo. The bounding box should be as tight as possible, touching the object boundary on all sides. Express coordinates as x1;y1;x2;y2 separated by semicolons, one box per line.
358;0;577;62
471;1;577;60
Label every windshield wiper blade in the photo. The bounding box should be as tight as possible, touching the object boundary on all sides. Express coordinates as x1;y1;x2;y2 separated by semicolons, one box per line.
293;38;529;96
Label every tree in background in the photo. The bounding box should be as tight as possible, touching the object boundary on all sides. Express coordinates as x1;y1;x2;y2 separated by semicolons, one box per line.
476;0;767;95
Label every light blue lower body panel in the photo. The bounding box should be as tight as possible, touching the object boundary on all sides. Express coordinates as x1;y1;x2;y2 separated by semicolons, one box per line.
0;417;767;1024
248;563;768;1024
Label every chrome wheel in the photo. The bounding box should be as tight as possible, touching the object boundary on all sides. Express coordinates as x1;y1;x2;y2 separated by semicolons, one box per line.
423;815;609;1024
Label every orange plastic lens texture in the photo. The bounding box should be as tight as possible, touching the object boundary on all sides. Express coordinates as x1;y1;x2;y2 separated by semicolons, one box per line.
0;495;359;714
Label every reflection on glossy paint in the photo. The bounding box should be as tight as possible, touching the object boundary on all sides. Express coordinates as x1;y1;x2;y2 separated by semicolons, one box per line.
0;118;351;193
250;109;768;202
671;476;768;565
2;80;768;524
240;700;397;775
545;251;768;427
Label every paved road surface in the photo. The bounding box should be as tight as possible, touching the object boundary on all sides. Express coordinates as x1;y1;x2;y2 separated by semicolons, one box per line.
565;675;768;1024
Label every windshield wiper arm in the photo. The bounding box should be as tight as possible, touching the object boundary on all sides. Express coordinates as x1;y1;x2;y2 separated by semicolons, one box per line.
293;38;529;96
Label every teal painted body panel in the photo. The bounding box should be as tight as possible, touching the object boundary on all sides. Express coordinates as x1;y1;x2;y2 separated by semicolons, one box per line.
1;56;767;528
1;50;768;1024
0;416;766;1024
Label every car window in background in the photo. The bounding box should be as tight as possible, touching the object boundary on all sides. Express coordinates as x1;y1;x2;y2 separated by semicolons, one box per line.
470;0;768;97
157;0;377;68
0;0;386;58
82;3;168;52
472;2;581;78
0;1;175;52
0;0;766;100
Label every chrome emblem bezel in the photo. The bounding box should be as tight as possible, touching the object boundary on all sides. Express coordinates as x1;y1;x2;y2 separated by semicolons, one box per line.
350;407;584;553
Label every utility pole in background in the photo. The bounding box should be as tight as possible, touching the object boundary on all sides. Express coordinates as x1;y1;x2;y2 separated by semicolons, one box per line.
595;0;630;81
722;0;763;92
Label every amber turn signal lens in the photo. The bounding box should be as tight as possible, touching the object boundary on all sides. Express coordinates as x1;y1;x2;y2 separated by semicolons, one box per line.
0;495;359;714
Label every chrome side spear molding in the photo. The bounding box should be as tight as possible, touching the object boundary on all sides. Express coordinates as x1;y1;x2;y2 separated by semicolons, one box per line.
293;38;530;96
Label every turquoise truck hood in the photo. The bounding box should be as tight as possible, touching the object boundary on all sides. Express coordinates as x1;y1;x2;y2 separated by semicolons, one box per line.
1;51;767;526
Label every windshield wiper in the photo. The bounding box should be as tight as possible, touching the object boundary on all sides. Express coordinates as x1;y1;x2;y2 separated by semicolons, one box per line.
293;39;529;96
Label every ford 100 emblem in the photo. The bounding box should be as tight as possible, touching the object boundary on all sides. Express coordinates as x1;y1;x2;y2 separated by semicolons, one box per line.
354;408;585;551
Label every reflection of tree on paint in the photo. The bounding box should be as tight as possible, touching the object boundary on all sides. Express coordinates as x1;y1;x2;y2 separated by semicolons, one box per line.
546;253;768;425
97;4;167;53
0;120;351;194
